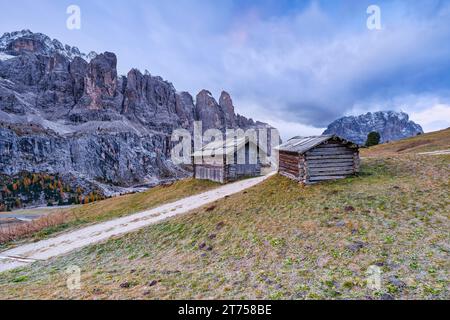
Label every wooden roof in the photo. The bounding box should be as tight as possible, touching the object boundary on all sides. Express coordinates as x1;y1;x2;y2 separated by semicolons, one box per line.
193;136;259;158
276;135;358;154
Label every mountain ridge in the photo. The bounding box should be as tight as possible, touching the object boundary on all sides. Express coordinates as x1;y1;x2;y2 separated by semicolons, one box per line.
323;111;424;145
0;29;97;62
0;30;269;209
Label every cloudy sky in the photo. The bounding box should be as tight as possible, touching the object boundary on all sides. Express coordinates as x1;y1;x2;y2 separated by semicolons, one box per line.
1;0;450;138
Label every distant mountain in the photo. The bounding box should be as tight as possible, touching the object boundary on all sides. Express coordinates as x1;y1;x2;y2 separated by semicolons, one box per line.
0;30;270;208
323;111;424;145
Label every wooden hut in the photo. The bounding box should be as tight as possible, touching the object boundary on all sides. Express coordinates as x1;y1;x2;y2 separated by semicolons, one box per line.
193;136;265;184
277;135;359;184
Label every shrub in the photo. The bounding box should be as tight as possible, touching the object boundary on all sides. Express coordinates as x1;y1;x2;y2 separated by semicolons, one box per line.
366;132;381;147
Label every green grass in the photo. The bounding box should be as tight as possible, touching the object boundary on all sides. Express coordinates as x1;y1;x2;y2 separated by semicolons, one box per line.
0;154;448;300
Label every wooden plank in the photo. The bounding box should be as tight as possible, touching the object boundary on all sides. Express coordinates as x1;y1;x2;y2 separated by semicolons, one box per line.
307;158;354;163
279;163;298;167
279;165;299;170
279;152;300;177
308;162;354;168
279;162;298;167
317;143;343;146
310;166;355;172
308;175;349;181
310;146;350;151
308;162;354;167
279;159;298;164
279;161;299;166
279;158;299;163
279;167;299;173
279;161;299;167
308;162;355;170
316;144;357;149
279;165;298;169
279;171;301;182
307;153;354;158
309;171;354;177
309;166;355;173
306;155;354;160
315;144;347;149
307;149;354;156
279;150;300;156
280;152;299;157
306;152;355;157
310;170;354;176
279;170;298;175
195;164;225;169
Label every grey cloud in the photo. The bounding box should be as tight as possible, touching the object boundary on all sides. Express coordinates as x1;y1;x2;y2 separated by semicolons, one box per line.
102;1;450;132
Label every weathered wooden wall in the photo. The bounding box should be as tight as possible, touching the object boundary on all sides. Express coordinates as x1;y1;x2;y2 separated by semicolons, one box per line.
278;141;360;184
278;152;300;181
304;143;358;183
194;141;264;183
194;164;225;183
225;164;261;183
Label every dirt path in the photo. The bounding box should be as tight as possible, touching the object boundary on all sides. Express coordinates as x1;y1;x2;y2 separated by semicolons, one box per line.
0;174;274;273
418;149;450;156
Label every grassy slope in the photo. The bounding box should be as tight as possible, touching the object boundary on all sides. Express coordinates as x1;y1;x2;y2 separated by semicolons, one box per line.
0;153;448;299
0;178;219;249
361;128;450;157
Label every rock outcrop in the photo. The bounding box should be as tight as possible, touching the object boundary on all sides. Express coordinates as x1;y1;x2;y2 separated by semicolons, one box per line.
0;30;97;61
195;90;224;131
323;111;424;145
219;91;237;129
0;30;269;203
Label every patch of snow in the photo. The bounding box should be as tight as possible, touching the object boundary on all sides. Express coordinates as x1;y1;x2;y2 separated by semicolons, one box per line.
85;51;98;62
397;112;408;121
0;109;77;135
0;30;35;50
0;77;15;85
0;52;14;61
0;29;97;62
41;119;74;135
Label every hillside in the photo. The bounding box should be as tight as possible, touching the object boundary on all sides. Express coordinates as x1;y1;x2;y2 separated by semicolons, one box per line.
361;128;450;157
0;179;219;248
0;151;448;299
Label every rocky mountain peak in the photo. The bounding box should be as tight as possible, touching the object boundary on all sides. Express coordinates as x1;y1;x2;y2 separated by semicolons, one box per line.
195;90;223;130
0;30;273;204
219;91;236;128
323;110;424;145
193;90;259;132
0;30;97;62
219;91;232;106
197;89;214;101
82;52;119;110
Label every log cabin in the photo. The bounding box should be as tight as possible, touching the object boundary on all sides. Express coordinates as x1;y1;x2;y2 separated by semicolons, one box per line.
277;135;360;184
193;136;265;184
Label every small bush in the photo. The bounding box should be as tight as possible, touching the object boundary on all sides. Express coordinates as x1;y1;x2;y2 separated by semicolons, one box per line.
365;132;381;147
